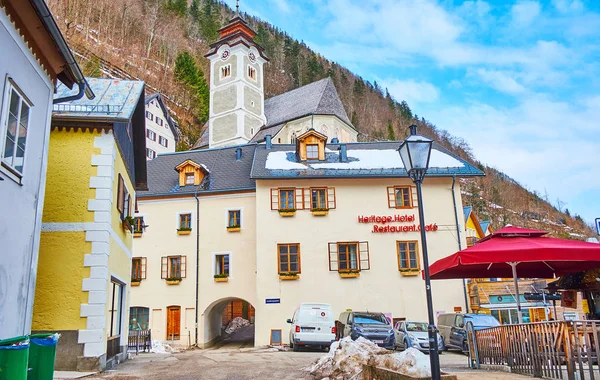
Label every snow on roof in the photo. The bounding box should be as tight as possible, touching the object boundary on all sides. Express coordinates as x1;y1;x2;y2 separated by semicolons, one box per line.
265;148;464;171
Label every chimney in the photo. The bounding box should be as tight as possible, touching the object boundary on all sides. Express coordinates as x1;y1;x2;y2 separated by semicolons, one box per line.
265;135;272;150
339;144;347;162
409;124;418;136
235;147;242;161
331;138;339;144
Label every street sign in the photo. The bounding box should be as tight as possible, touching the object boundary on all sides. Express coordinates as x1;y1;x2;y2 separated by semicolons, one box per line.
265;298;280;304
596;218;600;235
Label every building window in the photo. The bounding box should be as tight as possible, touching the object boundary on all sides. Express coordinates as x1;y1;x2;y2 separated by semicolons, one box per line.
116;174;132;219
131;257;147;281
221;64;231;79
134;217;144;234
278;189;295;210
328;242;370;272
1;80;31;176
129;307;149;330
179;213;192;230
306;144;319;160
215;254;230;276
397;241;419;271
387;186;413;208
167;306;181;340
248;66;256;81
156;118;163;127
146;111;153;121
228;210;241;227
108;279;124;338
159;136;168;147
147;129;156;141
310;188;327;210
185;173;195;185
146;148;156;159
161;256;186;279
278;244;300;274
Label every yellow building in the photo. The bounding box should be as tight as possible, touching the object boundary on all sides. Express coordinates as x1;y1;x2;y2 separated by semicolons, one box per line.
32;78;147;371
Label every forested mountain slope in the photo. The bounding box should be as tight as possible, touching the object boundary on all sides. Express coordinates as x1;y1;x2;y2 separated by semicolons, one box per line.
47;0;594;238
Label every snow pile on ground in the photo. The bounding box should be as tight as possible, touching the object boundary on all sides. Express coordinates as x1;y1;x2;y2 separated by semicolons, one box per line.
225;317;250;334
151;340;178;354
307;337;431;379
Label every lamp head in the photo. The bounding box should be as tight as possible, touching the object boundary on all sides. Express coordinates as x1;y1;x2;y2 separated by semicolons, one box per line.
398;125;433;183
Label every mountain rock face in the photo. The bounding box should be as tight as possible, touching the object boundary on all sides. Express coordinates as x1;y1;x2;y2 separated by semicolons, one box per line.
47;0;593;238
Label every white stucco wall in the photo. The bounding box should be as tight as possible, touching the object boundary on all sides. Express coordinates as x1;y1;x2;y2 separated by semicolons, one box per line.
0;7;54;339
145;99;175;158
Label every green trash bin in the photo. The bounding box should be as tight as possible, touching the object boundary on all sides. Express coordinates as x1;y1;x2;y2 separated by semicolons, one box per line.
27;334;60;380
0;336;30;380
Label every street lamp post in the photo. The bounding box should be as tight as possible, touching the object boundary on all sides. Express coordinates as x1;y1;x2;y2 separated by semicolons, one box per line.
398;125;441;380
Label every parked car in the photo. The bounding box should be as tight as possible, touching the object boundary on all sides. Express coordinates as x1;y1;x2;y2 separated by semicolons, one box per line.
393;321;444;353
287;303;336;352
437;313;500;352
337;311;395;350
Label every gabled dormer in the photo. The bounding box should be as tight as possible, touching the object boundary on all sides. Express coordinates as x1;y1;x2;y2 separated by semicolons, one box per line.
296;129;327;161
175;160;209;187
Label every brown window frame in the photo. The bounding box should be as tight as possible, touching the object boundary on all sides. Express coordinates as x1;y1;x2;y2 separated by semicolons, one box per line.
277;243;301;274
134;217;144;234
215;254;230;276
179;213;192;230
328;241;370;272
394;186;412;208
337;242;359;271
131;257;147;280
228;210;241;227
310;188;328;210
397;241;420;271
278;188;296;210
161;255;187;279
306;144;319;160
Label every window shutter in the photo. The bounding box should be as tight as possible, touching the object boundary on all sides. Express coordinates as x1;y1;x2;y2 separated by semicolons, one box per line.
411;186;419;209
141;257;147;279
303;188;311;209
117;175;124;213
181;256;187;278
295;188;304;210
327;188;336;209
328;243;338;271
387;186;395;208
161;257;167;279
128;194;133;217
270;189;278;210
359;241;370;270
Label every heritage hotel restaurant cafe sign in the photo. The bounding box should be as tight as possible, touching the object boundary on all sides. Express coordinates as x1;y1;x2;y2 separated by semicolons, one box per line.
358;214;439;233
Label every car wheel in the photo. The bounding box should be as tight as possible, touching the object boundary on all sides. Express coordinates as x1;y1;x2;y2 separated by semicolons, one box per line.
293;342;299;352
404;339;409;351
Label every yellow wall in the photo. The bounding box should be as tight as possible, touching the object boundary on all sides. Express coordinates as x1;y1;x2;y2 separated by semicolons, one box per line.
42;129;99;223
111;146;134;250
32;232;89;330
466;214;484;239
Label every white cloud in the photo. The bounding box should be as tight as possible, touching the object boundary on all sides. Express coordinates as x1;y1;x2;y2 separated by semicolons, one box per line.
269;0;291;14
511;1;541;27
552;0;584;13
471;69;526;94
383;79;440;105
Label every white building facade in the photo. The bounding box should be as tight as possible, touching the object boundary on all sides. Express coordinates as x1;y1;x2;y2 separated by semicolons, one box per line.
145;93;179;159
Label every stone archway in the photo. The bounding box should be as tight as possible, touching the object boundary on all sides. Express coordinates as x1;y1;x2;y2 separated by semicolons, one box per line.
201;297;255;348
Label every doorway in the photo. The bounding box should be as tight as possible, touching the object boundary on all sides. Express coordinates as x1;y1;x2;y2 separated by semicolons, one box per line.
167;306;181;341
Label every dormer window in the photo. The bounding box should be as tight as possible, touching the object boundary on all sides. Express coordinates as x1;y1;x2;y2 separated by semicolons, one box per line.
248;66;256;81
221;64;231;79
295;129;327;161
175;160;210;187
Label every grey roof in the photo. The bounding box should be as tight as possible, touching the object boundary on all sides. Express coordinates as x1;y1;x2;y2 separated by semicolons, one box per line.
250;142;485;179
193;123;210;150
146;93;181;141
250;77;353;143
138;144;257;198
53;78;144;121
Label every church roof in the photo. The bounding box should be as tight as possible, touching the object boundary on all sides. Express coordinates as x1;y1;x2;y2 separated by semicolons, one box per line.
251;77;353;143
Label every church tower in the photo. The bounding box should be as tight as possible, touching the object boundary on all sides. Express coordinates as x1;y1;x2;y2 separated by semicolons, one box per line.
205;4;268;148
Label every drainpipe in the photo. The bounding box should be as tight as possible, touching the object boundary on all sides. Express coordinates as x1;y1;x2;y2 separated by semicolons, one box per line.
30;0;95;102
194;189;200;347
452;175;469;312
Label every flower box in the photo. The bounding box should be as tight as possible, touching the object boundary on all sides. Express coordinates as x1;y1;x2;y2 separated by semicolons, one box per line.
311;209;329;216
122;217;135;233
400;270;420;277
339;272;360;278
166;279;181;285
131;280;141;286
278;209;296;217
177;229;191;235
227;226;241;232
133;232;143;238
214;277;229;283
279;274;300;280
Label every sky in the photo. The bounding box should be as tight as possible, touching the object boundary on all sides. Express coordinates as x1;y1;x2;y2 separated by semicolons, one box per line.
225;0;599;227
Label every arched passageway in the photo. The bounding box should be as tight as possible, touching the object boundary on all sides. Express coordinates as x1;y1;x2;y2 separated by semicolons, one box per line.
202;297;255;348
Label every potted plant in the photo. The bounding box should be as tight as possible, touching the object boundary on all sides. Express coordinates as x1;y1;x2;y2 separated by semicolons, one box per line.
122;216;135;232
177;227;192;235
226;224;241;232
400;268;420;276
338;270;360;278
214;273;229;282
166;277;182;285
311;207;329;216
278;208;296;217
279;272;300;280
131;278;141;286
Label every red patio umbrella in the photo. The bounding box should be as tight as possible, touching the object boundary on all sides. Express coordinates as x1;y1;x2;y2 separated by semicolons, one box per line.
429;226;600;323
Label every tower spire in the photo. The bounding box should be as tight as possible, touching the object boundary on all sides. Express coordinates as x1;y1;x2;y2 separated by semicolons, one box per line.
236;0;240;15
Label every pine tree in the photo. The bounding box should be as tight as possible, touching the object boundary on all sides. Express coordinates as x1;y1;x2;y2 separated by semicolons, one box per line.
82;56;102;78
398;100;412;120
190;0;200;21
199;0;220;42
174;51;210;123
165;0;187;17
387;121;396;140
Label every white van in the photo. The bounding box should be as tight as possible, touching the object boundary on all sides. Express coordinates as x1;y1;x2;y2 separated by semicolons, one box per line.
287;303;336;351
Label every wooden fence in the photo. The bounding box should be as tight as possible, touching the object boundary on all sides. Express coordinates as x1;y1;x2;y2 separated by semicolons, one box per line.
472;320;600;379
128;329;152;355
